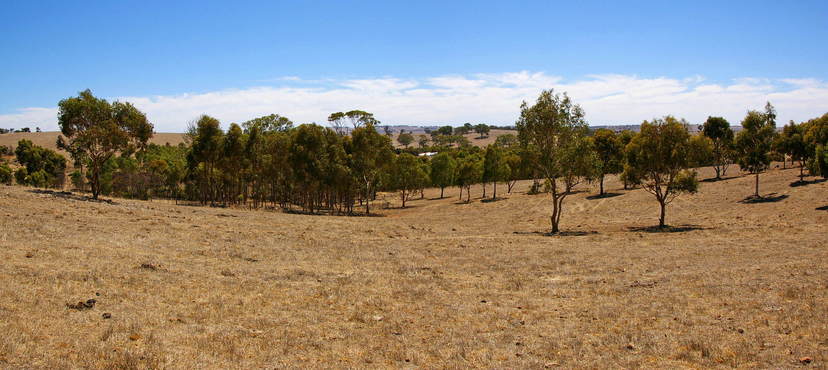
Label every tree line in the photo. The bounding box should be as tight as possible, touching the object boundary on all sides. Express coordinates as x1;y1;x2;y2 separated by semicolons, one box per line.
1;89;826;233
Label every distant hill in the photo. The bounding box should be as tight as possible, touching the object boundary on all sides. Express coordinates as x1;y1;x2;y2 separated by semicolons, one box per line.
0;132;187;157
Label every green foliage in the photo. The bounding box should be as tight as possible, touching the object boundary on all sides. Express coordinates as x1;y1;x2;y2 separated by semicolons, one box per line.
350;123;394;214
627;116;698;227
417;134;429;148
591;129;623;195
701;116;736;180
455;154;483;202
397;131;415;147
57;89;153;199
433;125;453;138
0;164;12;185
474;123;490;138
14;139;67;188
242;114;293;133
429;152;457;198
735;103;778;196
494;133;518;148
15;168;27;185
687;134;714;168
516;89;596;233
391;153;429;207
483;145;510;198
815;144;828;179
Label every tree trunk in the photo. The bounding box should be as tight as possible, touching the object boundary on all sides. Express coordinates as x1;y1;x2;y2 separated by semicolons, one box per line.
658;200;666;228
599;174;605;195
493;182;497;199
800;164;805;182
714;164;721;180
91;166;100;200
365;180;371;215
754;173;760;197
440;186;444;199
482;183;486;198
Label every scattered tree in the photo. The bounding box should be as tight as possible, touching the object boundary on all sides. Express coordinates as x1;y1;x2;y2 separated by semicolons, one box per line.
516;89;596;233
57;90;153;199
626;116;699;228
397;130;414;148
701;116;735;179
591;129;623;195
430;152;457;198
735;103;777;197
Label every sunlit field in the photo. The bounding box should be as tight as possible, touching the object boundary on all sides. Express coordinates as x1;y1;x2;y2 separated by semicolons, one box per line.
2;164;826;368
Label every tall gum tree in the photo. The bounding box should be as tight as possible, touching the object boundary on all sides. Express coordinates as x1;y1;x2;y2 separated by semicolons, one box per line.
57;90;153;199
516;89;596;234
736;103;777;197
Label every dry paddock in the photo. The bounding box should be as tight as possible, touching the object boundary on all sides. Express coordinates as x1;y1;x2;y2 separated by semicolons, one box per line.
0;165;826;368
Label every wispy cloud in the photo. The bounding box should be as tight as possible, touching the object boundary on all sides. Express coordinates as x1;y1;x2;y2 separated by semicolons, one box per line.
2;71;827;132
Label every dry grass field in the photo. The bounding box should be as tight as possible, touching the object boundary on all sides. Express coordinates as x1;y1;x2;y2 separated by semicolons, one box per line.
0;132;187;157
1;165;827;368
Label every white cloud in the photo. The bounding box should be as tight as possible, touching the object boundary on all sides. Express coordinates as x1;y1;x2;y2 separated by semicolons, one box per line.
2;72;827;132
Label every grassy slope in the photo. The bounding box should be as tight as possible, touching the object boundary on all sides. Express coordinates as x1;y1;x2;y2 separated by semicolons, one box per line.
0;165;826;368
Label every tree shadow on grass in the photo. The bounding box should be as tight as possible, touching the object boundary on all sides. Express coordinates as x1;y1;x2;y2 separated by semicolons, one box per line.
28;189;116;204
481;197;506;203
282;208;386;217
790;178;826;187
738;193;789;204
586;192;623;200
627;224;708;233
700;175;739;183
816;205;828;211
513;230;599;237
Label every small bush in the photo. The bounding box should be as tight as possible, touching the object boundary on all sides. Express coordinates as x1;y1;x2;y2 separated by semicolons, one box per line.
15;167;28;185
0;164;12;185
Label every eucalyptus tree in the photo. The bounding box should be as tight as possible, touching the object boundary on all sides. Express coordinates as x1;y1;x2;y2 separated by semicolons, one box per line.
397;130;414;148
701;116;735;179
391;153;429;208
57;90;153;199
735;103;777;197
516;89;597;234
187;115;224;204
350;123;394;214
626;116;699;228
591;128;623;195
430;152;457;198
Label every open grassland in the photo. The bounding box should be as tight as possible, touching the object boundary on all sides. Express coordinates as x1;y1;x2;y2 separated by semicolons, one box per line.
0;132;188;157
1;165;826;368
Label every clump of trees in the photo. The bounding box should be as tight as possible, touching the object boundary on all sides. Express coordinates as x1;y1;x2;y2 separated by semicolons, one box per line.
6;89;827;235
14;139;67;188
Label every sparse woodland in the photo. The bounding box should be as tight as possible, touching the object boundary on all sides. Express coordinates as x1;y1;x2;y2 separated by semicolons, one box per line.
1;89;827;232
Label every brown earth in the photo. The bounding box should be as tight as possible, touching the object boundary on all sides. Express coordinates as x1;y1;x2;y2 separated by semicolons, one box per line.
1;165;826;368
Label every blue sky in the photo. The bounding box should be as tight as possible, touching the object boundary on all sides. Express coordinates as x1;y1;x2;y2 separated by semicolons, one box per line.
2;0;828;131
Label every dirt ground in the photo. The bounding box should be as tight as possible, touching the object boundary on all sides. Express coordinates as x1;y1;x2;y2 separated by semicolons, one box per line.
1;165;826;368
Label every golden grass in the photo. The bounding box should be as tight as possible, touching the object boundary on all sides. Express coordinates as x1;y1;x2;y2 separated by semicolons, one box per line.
1;165;826;368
